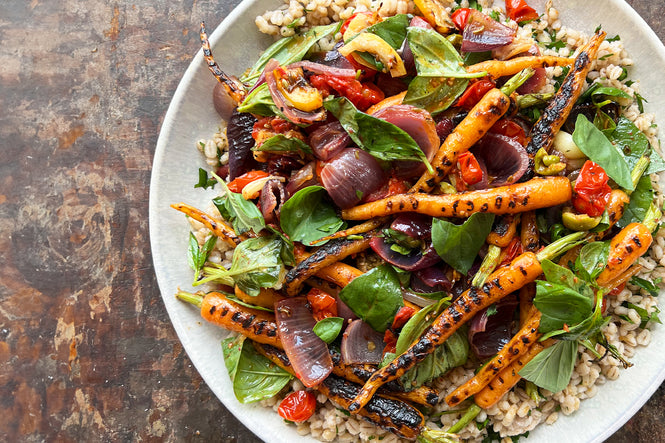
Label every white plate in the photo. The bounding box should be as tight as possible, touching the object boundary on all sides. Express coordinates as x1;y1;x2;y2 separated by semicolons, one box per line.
149;1;665;441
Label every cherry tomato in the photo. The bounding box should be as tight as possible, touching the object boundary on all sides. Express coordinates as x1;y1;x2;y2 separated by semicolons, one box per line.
363;177;409;203
572;160;612;217
505;0;539;23
499;237;524;266
490;119;527;146
383;329;397;355
451;8;473;30
307;288;337;321
278;391;317;422
457;151;483;185
391;306;416;330
455;79;496;110
309;74;384;111
227;170;270;193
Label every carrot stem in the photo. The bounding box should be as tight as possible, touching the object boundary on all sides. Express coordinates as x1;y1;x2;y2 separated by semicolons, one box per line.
176;289;204;308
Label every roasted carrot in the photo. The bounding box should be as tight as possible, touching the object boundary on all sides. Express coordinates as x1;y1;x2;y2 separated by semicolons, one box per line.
254;342;425;438
409;88;511;193
602;190;631;235
520;210;540;252
525;30;605;157
445;307;542;407
171;202;247;247
177;291;281;347
466;56;573;79
234;286;284;310
596;222;653;287
348;251;544;412
487;214;520;248
473;340;551;409
200;22;246;104
519;283;536;328
310;217;389;244
342;177;572;220
366;91;407;115
284;232;374;296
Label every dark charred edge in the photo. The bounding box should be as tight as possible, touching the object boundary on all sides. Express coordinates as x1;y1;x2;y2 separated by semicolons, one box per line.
328;349;407;393
199;22;244;93
283;232;373;294
320;376;424;439
491;215;512;237
256;343;292;368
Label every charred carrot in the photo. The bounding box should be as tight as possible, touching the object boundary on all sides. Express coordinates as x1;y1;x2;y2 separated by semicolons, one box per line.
200;22;246;104
348;251;544;412
171;202;247;247
519;283;536;328
342;177;572;220
467;56;573;79
525;31;605;157
445;308;542;407
487;214;520;248
409;69;533;193
366;91;407;115
310;217;389;244
473;340;551;409
234;286;284;310
596;222;653;287
177;291;281;347
520;210;540;252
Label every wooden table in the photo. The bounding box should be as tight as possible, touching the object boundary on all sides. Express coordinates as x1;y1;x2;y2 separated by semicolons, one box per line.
1;0;663;441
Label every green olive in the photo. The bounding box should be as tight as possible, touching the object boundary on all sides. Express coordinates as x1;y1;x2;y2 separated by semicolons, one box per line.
534;148;566;176
561;208;601;231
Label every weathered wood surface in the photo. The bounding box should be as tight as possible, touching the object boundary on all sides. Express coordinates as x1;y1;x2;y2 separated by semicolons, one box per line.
0;0;662;441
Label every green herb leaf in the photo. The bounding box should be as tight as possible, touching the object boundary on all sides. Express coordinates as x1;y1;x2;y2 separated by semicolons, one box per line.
339;264;404;332
574;241;610;282
241;22;340;83
324;97;432;169
403;75;469;115
280;186;346;246
345;14;410;71
622;302;661;329
226;294;274;312
572;114;633;190
237;83;278;116
431;213;495;274
195;167;217;189
519;340;578;393
253;134;313;154
629;276;661;297
187;232;218;277
223;336;293;403
534;281;594;333
313;317;344;343
609;117;665;175
406;27;486;78
213;179;266;235
618;176;654;228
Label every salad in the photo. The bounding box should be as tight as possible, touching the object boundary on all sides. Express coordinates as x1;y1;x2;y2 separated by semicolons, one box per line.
171;0;665;441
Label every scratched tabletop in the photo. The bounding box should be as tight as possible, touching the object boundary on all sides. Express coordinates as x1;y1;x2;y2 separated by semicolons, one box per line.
1;0;664;441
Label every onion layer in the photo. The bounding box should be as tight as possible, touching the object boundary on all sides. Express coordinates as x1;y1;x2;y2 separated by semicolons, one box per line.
275;298;333;387
468;296;519;359
341;319;385;365
471;133;529;187
461;10;515;52
320;148;386;209
308;121;351;161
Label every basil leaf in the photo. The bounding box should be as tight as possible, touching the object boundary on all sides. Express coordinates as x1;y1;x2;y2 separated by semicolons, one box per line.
534;281;594;333
339;264;404;332
313;317;344;343
266;225;296;266
622;302;661;329
226;294;274;312
406;27;485;78
222;335;245;383
231;236;286;296
187;232;218;277
572;114;633;190
237;83;278;116
253;134;312;154
630;276;661;297
431;213;495;274
609;117;665;175
395;299;449;355
231;337;293;403
324;97;431;168
618;177;654;229
346;14;409;71
213;180;266;235
519;340;577;393
280;186;346;246
195;167;217;189
241;23;339;83
574;241;610;282
403;75;468;115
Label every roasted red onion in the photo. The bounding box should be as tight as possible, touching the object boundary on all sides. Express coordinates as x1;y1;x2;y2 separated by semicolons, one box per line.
435;116;454;141
369;237;440;271
410;15;434;29
468;296;519;359
227;109;259;180
290;60;357;79
308;121;351;161
286;161;319;197
391;213;432;239
341;319;386;365
259;179;287;224
411;265;452;293
371;105;440;179
275;298;333;387
309;42;357;70
212;82;236;120
471;133;529;186
264;59;327;125
461;10;515;52
320;148;386;209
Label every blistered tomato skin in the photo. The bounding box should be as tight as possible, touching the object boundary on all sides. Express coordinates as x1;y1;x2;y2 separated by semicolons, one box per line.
278;390;317;422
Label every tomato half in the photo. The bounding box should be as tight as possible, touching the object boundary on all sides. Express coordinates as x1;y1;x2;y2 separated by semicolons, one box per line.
490;119;527;146
458;151;483;185
391;306;416;330
309;74;384;111
451;8;473;30
278;391;317;422
456;79;496;110
572;160;612;217
505;0;539;23
307;288;338;321
227;170;270;193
